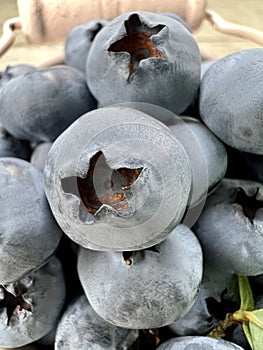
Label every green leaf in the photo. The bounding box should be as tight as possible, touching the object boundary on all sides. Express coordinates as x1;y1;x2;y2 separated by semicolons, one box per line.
233;276;255;348
237;276;254;312
248;309;263;350
243;322;253;349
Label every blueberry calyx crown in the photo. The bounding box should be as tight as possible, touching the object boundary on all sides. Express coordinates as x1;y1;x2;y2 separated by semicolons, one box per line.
0;280;33;326
108;13;165;79
62;151;142;216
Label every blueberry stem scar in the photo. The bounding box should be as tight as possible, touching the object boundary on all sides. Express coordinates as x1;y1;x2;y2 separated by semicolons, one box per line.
61;151;142;215
108;13;165;79
0;283;33;326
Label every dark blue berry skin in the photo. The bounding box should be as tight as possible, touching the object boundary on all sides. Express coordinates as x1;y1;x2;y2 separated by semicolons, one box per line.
55;295;139;350
0;64;37;90
157;336;246;349
199;48;263;155
65;19;108;73
0;66;97;142
86;11;200;114
0;124;31;160
0;256;66;348
0;157;62;284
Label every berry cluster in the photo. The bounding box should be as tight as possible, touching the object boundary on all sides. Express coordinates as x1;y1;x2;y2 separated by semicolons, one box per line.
0;9;262;350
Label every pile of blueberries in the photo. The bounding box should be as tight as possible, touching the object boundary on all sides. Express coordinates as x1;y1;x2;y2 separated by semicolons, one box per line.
0;9;262;350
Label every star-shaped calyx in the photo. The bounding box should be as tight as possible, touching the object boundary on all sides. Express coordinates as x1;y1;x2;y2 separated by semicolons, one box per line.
234;187;263;224
0;282;33;326
108;13;165;78
62;151;143;216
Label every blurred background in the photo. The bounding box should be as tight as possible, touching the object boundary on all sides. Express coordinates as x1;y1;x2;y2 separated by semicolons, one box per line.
0;0;263;69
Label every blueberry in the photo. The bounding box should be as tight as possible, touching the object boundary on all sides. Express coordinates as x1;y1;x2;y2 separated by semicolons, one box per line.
0;66;97;142
157;336;246;349
55;294;139;349
85;12;200;114
44;106;191;251
77;224;203;329
0;123;31;160
193;179;263;276
168;116;227;208
0;256;66;348
199;48;263;155
0;157;62;283
65;19;108;73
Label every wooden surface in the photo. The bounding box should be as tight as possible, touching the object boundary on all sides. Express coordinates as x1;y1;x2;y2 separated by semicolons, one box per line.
195;0;263;59
0;0;263;69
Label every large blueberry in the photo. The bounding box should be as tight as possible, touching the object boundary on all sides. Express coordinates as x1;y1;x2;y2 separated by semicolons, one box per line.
194;179;263;276
86;11;200;114
199;48;263;155
44;106;191;251
55;295;138;349
77;224;203;329
0;157;62;283
0;66;96;142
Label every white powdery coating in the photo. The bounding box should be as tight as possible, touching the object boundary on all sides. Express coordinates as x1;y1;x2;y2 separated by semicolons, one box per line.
55;295;138;349
44;106;191;251
77;224;203;329
0;157;62;283
86;11;200;114
194;179;263;276
200;48;263;155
